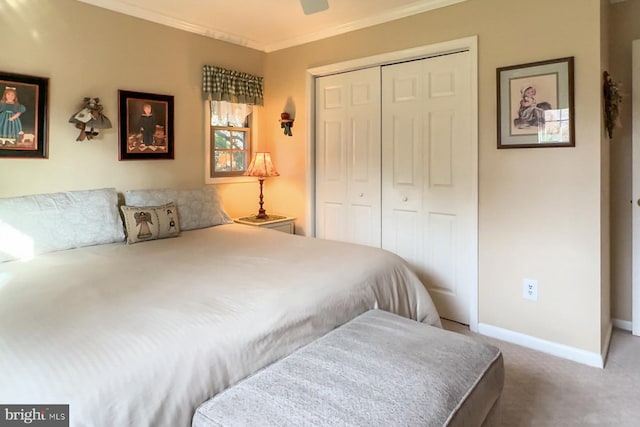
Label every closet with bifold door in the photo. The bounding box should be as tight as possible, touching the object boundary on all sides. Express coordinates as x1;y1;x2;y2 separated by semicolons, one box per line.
315;51;474;324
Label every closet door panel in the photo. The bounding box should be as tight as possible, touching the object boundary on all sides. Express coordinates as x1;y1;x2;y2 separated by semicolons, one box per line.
321;202;347;242
381;61;425;265
387;209;421;267
428;111;454;187
387;114;423;212
348;115;378;246
347;69;381;247
382;51;473;324
425;212;456;294
316;76;348;241
349;205;375;247
316;67;381;247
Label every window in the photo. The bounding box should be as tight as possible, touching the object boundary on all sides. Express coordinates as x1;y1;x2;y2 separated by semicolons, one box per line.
211;128;250;175
210;101;252;177
201;65;263;182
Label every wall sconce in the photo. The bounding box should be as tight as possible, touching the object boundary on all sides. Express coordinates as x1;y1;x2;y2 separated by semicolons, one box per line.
68;97;112;141
280;112;294;136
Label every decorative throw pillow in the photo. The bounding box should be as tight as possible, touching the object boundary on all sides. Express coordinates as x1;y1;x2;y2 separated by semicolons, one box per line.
123;186;233;231
0;188;125;262
120;202;181;244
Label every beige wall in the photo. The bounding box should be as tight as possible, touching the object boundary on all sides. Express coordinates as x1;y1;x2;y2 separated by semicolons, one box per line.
609;0;640;324
0;0;611;354
0;0;264;217
263;0;607;353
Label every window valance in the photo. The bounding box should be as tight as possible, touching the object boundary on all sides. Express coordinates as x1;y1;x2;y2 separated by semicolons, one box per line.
202;65;264;105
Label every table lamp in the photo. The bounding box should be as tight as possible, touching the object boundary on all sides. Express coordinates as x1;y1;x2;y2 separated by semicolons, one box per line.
244;152;279;219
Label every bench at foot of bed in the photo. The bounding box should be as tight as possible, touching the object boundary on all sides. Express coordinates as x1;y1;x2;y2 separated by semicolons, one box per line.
193;309;504;427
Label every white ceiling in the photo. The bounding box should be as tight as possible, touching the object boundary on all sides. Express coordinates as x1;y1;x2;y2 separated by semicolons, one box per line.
77;0;467;53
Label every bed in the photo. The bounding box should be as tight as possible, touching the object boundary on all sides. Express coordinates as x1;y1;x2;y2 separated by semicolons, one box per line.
0;187;441;427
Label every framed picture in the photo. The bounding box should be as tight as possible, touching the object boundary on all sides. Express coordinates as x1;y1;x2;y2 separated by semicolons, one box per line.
0;71;49;158
497;57;574;149
118;90;174;160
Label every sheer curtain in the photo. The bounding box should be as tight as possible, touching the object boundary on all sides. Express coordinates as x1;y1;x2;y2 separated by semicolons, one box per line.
210;101;252;127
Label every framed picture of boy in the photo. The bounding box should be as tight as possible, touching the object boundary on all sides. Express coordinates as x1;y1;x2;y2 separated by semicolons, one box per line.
118;90;174;160
0;71;49;159
496;57;575;149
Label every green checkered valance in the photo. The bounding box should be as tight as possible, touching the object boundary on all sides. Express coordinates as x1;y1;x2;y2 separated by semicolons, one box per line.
202;65;264;105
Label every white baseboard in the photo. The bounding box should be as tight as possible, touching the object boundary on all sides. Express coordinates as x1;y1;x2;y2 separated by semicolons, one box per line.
612;318;632;331
477;323;607;368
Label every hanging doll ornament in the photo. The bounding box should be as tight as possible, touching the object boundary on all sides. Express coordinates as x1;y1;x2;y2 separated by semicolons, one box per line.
69;97;112;141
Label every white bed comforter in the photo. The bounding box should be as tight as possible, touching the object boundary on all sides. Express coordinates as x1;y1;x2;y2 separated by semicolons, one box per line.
0;224;440;427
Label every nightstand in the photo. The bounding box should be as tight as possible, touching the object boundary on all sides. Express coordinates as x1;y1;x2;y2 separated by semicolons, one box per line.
234;215;295;234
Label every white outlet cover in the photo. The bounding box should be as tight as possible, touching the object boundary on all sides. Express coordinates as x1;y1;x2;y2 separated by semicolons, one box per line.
522;279;538;301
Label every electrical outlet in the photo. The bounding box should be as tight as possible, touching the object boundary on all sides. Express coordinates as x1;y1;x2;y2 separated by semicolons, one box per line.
522;278;538;301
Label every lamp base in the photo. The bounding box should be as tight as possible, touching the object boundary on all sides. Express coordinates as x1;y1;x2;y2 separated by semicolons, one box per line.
255;211;269;219
254;178;269;220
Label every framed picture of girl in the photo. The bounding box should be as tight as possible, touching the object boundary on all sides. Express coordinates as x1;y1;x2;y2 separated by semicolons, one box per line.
118;90;174;160
0;71;49;158
497;57;575;149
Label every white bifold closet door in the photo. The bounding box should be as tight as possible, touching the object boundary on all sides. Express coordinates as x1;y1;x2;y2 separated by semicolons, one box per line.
381;52;473;323
315;67;381;247
315;51;473;324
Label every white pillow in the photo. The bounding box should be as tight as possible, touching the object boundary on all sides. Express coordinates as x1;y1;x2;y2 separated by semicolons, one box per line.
0;188;125;262
121;202;181;244
123;186;233;231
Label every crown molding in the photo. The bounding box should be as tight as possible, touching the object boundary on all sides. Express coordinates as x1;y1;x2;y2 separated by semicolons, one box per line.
77;0;469;53
262;0;468;52
76;0;261;50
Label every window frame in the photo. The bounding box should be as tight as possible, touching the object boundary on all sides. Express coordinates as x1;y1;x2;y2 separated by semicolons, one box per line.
204;101;258;184
210;125;251;178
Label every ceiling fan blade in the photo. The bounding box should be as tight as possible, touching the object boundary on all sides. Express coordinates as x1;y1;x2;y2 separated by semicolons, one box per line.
300;0;329;15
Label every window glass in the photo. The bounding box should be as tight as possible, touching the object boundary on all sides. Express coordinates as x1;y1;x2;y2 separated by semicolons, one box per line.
210;101;252;178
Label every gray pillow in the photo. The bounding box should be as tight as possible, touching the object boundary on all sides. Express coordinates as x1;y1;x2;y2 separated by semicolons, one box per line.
0;188;125;262
123;186;233;231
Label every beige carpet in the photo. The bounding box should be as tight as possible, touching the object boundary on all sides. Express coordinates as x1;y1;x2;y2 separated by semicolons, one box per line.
441;320;640;426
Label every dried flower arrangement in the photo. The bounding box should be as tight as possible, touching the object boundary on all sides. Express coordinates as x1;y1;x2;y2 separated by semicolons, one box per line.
603;71;623;139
